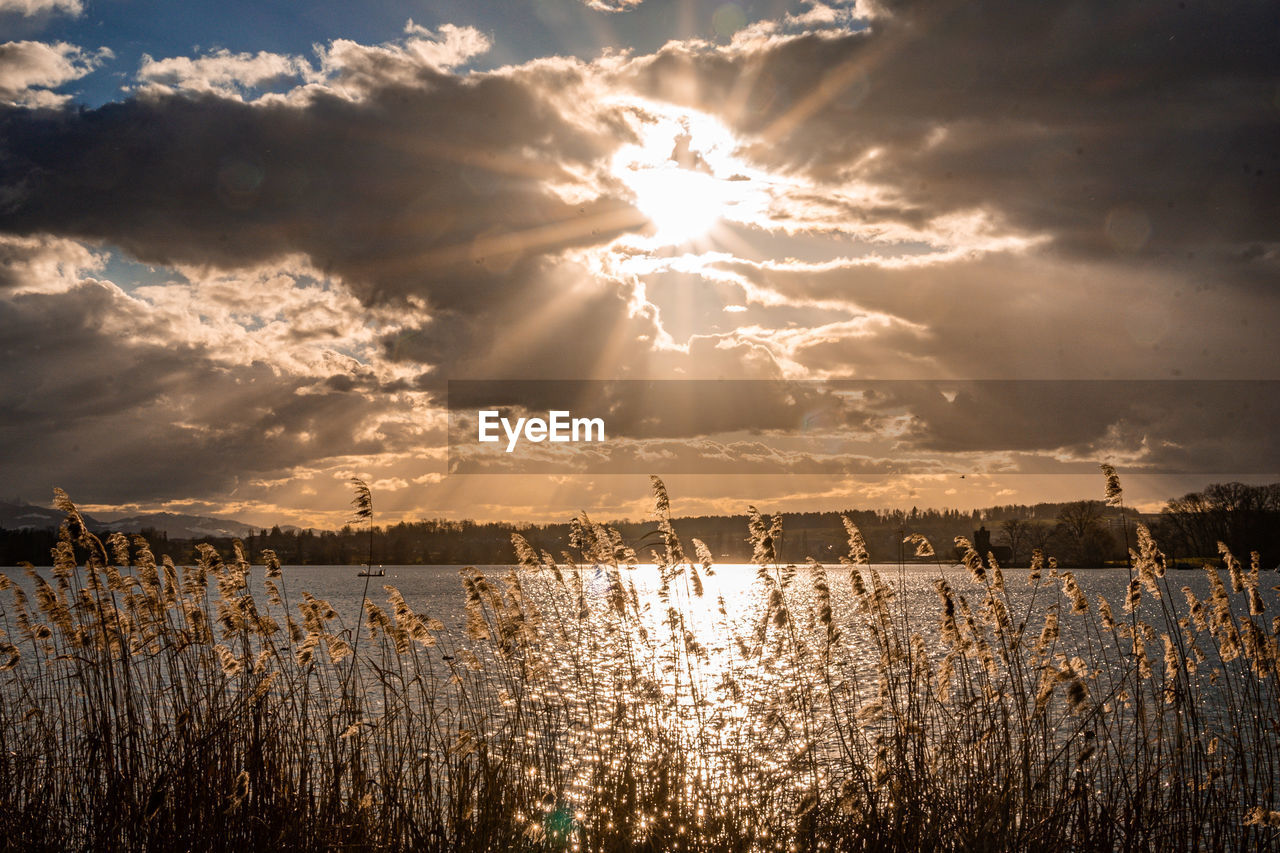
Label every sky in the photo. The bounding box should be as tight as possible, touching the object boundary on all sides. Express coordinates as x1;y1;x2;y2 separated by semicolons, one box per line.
0;0;1277;528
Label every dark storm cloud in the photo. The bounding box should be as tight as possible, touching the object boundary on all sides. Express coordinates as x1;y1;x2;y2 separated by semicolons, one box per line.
845;379;1280;474
624;0;1280;270
0;280;431;503
709;252;1280;380
447;378;849;439
0;70;639;314
444;378;1280;475
380;261;653;379
446;427;914;476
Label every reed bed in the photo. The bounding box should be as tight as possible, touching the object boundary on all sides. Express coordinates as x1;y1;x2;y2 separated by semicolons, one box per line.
2;472;1279;851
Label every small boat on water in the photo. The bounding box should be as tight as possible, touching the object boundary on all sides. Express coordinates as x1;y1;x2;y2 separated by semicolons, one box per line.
358;565;385;577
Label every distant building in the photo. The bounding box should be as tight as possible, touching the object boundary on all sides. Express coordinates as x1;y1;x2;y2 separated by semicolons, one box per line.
974;525;1013;568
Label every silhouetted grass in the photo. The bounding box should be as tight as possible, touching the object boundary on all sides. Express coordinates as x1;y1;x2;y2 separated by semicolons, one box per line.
2;472;1279;851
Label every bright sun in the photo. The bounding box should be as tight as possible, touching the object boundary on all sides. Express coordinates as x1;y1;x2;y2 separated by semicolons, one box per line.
610;104;755;246
628;166;726;244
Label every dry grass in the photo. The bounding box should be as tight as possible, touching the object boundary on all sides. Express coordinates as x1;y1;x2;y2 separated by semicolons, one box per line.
1;472;1279;851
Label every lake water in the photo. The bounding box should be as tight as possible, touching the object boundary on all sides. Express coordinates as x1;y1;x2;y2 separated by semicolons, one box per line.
2;560;1239;659
157;561;1221;623
207;561;1237;663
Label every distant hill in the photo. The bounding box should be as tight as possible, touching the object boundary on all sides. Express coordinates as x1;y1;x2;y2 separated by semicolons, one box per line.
0;501;99;531
0;501;259;540
97;512;261;540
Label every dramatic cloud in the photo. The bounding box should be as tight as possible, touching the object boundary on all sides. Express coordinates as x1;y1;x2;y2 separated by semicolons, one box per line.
849;380;1280;474
689;252;1280;380
0;64;632;298
445;378;1280;478
0;282;397;499
621;0;1280;273
0;1;1275;521
0;237;439;512
0;233;102;292
0;40;108;106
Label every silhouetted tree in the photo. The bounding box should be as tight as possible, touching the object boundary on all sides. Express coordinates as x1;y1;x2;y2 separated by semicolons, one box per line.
999;518;1031;567
1054;500;1115;567
1159;482;1280;567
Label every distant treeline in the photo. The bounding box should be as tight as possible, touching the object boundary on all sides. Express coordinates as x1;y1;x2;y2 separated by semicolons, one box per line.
2;483;1278;569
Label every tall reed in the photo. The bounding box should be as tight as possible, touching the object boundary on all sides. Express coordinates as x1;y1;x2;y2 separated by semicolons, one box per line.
1;471;1277;851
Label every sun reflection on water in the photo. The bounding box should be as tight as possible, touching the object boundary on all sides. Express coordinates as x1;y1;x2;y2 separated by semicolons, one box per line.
493;556;881;843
